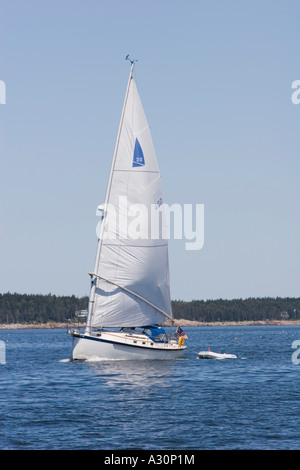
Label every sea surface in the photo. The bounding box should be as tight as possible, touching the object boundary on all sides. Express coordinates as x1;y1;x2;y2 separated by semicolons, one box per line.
0;325;300;450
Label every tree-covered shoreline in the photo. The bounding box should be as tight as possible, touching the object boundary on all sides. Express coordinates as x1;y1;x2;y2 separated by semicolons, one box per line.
0;292;299;325
0;293;88;325
171;297;300;323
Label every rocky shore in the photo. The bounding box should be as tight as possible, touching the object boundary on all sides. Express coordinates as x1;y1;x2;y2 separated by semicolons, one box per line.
0;322;75;330
1;319;300;330
163;319;300;327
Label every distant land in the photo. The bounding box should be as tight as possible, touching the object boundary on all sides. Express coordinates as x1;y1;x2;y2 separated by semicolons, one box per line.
0;293;299;329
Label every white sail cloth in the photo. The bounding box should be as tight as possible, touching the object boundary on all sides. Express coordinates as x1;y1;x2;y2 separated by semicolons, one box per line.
89;73;172;328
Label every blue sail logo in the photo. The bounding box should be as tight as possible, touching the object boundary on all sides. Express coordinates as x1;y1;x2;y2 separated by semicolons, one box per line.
132;138;145;167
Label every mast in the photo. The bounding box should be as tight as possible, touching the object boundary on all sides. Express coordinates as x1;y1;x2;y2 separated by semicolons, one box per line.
85;60;135;333
85;56;172;330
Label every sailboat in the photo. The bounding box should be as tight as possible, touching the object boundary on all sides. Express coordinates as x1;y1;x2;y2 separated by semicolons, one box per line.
69;58;187;360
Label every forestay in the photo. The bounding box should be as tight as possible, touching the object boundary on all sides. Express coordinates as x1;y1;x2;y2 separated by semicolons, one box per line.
86;66;172;329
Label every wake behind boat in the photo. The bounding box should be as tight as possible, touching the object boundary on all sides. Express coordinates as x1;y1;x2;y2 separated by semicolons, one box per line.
69;58;186;360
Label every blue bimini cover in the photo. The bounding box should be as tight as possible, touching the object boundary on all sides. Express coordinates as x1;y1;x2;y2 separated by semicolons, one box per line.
143;326;167;342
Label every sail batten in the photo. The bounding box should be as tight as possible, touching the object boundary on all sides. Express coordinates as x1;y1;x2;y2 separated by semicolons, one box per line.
86;67;172;330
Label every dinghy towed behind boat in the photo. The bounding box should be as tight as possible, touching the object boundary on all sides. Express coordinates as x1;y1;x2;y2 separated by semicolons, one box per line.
69;58;187;360
198;350;237;359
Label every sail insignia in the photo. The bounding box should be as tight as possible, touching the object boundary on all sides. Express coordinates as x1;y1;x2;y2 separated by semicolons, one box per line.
132;138;145;167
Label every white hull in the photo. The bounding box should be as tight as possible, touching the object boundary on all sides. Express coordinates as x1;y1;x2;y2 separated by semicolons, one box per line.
70;330;186;360
198;350;237;360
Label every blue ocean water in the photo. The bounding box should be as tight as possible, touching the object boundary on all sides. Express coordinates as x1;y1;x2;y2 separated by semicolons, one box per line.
0;325;300;450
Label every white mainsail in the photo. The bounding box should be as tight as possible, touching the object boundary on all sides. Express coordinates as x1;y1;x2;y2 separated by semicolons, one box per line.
86;64;172;330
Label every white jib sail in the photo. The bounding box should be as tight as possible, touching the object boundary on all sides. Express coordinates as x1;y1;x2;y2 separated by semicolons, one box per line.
86;65;172;329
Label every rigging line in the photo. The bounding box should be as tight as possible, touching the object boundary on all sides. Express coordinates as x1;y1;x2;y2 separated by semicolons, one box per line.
89;272;173;322
87;59;139;331
86;64;135;333
97;66;133;263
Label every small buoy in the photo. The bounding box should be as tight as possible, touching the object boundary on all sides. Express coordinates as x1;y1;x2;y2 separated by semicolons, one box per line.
235;337;237;341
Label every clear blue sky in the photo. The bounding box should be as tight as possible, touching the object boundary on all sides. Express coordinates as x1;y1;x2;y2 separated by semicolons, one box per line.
1;0;299;300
